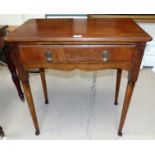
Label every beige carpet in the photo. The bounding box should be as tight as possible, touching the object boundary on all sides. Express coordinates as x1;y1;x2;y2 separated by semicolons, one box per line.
0;66;155;139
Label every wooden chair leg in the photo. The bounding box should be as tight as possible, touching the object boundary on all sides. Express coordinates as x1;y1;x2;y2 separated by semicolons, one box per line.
40;68;49;104
22;80;40;135
118;81;135;136
114;69;122;105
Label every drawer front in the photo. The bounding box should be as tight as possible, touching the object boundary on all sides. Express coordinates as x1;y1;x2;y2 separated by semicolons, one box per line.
19;45;64;65
19;45;136;65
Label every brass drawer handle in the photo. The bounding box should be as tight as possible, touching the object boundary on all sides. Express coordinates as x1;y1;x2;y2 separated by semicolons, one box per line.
44;51;52;62
102;50;109;62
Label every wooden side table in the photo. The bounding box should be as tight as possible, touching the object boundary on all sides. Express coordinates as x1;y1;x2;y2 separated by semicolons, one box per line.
5;18;152;136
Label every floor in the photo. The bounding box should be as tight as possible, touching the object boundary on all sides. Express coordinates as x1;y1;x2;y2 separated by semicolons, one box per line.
0;66;155;140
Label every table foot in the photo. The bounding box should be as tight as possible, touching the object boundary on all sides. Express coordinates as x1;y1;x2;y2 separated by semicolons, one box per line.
118;131;123;136
22;78;40;137
35;129;40;136
118;81;135;137
114;69;122;107
114;101;118;105
40;69;49;105
45;99;49;104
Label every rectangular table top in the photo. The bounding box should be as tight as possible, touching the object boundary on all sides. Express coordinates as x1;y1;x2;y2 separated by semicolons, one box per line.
5;18;152;43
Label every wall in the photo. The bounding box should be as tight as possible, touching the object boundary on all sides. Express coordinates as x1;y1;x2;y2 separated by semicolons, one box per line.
138;23;155;67
0;14;45;25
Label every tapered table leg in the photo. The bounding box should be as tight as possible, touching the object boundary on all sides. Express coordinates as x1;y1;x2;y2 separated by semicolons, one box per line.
22;79;40;135
114;69;122;105
5;45;24;101
0;126;5;137
40;68;49;104
118;81;135;136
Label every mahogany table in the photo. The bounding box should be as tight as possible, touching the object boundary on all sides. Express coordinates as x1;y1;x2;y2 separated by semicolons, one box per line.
5;18;152;136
